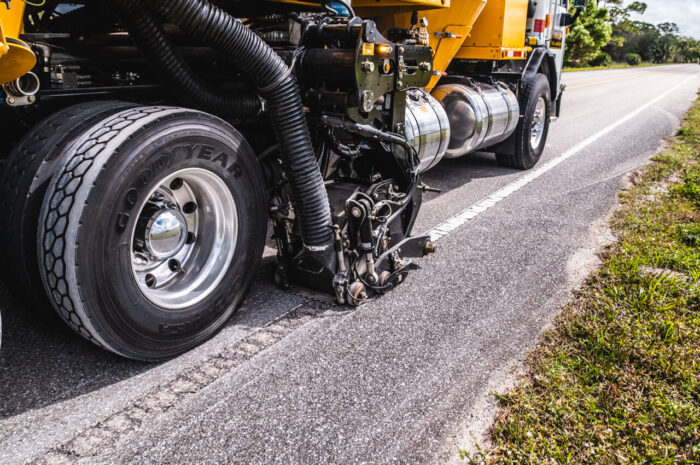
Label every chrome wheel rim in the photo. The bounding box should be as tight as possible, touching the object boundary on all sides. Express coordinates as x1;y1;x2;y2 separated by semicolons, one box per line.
530;97;546;149
130;168;238;310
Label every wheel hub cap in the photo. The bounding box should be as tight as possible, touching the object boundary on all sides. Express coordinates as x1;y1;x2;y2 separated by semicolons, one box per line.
130;168;238;310
530;97;546;149
146;209;187;258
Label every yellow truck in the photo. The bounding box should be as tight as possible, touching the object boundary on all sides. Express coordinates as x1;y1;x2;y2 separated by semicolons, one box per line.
0;0;583;359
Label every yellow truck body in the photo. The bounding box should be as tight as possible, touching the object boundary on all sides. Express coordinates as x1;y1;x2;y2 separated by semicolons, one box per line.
0;1;34;85
356;0;530;87
0;0;531;86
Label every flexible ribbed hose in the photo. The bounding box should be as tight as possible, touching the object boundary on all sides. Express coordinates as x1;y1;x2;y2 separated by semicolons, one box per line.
112;0;262;118
148;0;334;249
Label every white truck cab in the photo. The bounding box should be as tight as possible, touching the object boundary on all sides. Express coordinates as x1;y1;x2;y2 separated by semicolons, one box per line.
526;0;575;78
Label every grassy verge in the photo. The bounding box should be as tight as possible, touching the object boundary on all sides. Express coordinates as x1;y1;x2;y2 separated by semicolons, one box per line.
563;62;668;72
465;93;700;464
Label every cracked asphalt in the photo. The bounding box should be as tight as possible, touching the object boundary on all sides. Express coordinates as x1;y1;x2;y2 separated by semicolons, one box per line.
1;64;699;465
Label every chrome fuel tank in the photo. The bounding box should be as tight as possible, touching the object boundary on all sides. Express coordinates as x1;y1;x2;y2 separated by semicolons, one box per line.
432;81;519;158
405;88;451;173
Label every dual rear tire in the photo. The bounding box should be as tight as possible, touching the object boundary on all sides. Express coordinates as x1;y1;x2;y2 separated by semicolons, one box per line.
1;104;267;360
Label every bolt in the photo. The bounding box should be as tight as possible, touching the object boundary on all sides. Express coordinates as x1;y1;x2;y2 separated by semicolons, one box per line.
28;95;35;103
351;207;362;218
398;46;405;54
419;62;432;72
397;80;404;88
6;97;15;105
424;241;437;254
361;60;375;73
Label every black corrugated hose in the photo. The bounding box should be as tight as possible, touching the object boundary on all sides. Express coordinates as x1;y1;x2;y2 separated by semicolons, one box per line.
112;0;262;118
141;0;334;250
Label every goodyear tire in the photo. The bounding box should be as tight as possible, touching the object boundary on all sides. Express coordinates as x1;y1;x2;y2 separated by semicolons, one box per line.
0;101;134;318
496;73;551;170
37;106;267;360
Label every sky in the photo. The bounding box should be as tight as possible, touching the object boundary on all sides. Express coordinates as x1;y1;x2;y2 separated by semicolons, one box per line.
625;0;700;39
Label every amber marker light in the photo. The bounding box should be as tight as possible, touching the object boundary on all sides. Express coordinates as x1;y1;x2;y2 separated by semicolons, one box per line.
376;44;392;56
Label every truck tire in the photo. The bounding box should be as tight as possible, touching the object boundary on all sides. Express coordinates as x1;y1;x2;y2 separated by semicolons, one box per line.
0;101;135;319
496;73;551;170
37;106;267;360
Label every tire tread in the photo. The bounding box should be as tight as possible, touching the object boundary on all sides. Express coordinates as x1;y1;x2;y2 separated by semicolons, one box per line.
0;101;133;315
496;73;551;170
39;107;162;347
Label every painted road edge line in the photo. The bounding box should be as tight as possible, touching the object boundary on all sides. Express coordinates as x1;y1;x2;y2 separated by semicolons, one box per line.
426;72;700;243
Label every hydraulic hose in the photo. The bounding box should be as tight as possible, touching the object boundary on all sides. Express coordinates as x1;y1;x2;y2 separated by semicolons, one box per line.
112;0;262;118
148;0;334;249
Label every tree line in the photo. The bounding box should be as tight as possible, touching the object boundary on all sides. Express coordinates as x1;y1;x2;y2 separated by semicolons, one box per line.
564;0;700;67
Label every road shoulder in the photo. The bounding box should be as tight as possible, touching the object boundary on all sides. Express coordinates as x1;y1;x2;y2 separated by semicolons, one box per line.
461;93;700;464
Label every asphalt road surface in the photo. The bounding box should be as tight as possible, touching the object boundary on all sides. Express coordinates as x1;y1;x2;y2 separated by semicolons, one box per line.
1;64;699;465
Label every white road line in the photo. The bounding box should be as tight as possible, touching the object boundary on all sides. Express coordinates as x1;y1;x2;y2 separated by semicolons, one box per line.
425;72;700;243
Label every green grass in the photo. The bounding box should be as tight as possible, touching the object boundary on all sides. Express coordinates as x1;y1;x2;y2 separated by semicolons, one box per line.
563;62;668;72
463;93;700;464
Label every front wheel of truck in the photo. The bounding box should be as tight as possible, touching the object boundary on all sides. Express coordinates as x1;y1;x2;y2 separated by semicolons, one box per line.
37;106;267;361
496;73;551;170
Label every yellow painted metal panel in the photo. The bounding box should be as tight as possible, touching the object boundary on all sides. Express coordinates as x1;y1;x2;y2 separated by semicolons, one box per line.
0;1;36;85
456;46;529;60
412;0;487;88
354;0;448;10
365;0;486;89
0;0;25;39
0;18;8;58
456;0;528;60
